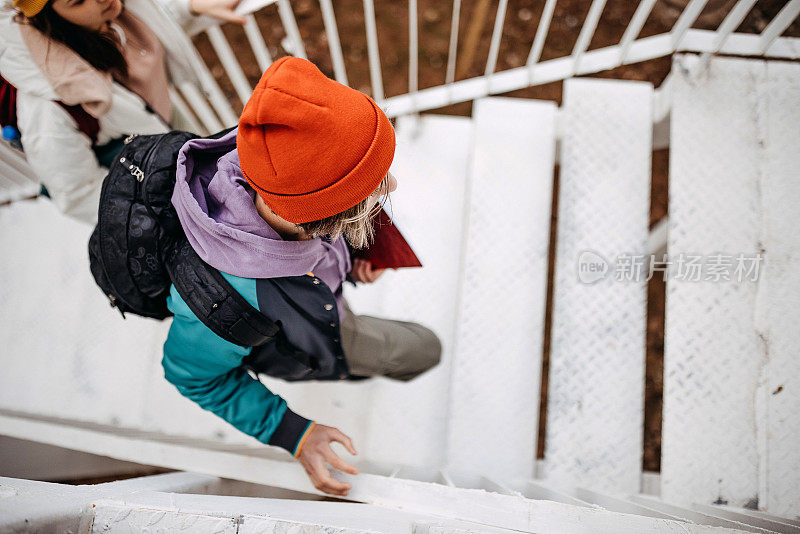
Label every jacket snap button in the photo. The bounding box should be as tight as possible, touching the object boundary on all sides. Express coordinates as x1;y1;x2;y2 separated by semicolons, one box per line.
333;338;339;343
339;372;348;379
324;304;333;311
212;303;219;309
313;279;320;285
330;322;336;328
336;354;344;360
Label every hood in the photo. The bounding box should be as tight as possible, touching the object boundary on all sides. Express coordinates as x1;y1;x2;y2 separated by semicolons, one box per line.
0;11;112;115
172;127;353;294
0;11;58;101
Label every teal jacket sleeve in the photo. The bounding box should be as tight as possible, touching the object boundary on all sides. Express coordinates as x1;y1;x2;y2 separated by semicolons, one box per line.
162;274;314;456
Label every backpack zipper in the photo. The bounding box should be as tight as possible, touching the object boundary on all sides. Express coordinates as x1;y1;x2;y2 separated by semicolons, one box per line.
120;156;145;182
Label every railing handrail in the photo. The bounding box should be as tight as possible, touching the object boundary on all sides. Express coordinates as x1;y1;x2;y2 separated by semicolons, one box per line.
185;0;799;132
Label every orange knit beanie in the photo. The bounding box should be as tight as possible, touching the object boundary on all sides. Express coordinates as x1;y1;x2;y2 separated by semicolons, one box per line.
238;57;396;224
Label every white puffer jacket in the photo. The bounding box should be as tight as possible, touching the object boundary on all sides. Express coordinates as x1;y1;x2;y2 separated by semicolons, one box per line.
0;0;207;224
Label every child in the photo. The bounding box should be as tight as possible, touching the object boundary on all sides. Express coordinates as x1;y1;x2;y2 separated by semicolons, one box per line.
164;57;442;496
1;0;241;223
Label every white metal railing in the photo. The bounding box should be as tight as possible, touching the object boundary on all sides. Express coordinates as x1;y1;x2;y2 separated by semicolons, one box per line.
2;0;797;201
179;0;800;132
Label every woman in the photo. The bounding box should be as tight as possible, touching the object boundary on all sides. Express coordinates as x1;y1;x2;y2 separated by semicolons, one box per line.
0;0;242;223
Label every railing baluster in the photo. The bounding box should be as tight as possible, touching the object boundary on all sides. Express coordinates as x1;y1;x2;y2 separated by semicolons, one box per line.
319;0;348;85
410;0;418;94
526;0;557;67
618;0;658;64
178;83;224;132
670;0;709;49
363;0;385;102
484;0;509;76
169;87;204;134
445;0;461;85
571;0;608;74
244;14;273;72
758;0;800;54
708;0;758;54
277;0;307;59
181;43;239;127
206;26;253;106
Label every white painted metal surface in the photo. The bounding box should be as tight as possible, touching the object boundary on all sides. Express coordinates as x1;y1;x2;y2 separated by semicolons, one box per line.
163;0;799;124
664;53;761;509
664;55;800;515
446;97;555;483
0;199;174;432
757;59;800;518
343;114;473;468
545;78;651;494
0;115;476;471
0;463;758;533
0;0;798;507
219;114;473;468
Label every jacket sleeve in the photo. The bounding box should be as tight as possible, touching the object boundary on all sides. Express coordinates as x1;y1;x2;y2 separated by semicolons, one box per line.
16;94;105;225
152;0;220;35
153;0;195;29
162;283;315;455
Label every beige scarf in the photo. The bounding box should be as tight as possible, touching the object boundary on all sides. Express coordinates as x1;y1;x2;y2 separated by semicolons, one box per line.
18;9;171;121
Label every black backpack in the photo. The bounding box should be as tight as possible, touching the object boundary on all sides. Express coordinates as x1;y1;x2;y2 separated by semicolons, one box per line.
88;129;280;348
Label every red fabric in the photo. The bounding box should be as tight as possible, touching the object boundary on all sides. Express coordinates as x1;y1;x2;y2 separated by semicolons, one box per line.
57;102;100;146
0;74;17;129
352;209;422;270
1;74;99;146
238;57;396;224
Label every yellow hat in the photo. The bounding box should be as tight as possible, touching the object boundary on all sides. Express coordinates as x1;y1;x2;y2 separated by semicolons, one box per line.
14;0;50;17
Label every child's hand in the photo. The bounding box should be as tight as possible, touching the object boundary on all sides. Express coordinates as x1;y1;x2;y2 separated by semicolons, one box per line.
189;0;246;24
350;259;386;284
296;424;358;496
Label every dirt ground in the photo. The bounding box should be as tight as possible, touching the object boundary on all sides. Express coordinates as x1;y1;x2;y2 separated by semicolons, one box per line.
194;0;797;473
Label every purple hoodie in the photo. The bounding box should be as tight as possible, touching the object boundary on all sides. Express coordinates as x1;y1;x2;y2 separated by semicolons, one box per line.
172;128;352;318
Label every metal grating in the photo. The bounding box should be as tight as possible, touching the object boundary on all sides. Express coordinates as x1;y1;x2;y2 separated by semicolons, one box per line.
446;97;556;483
663;54;765;509
545;78;651;494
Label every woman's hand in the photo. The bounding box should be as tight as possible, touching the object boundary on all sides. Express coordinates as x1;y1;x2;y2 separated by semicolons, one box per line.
189;0;246;24
350;258;386;284
296;424;359;496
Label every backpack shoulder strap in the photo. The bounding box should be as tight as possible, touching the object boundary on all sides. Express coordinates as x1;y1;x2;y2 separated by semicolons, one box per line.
166;239;280;347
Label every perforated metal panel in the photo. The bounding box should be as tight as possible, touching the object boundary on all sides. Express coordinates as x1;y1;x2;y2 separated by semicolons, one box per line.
446;97;556;483
759;60;800;517
0;199;279;445
352;115;473;468
545;78;651;493
663;55;765;508
268;114;474;468
0;200;168;429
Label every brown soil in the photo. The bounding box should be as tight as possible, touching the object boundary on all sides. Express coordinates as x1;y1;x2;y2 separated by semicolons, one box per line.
194;0;797;473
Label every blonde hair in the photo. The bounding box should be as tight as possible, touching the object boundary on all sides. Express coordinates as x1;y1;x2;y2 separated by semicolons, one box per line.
297;174;392;249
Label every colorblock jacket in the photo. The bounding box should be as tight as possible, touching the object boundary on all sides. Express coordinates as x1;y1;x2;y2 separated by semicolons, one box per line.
163;129;354;454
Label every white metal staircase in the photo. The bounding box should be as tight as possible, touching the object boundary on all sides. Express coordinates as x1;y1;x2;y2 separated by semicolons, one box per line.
2;0;800;531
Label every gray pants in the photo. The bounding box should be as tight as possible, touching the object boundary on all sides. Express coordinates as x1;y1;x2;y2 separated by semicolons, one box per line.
340;302;442;381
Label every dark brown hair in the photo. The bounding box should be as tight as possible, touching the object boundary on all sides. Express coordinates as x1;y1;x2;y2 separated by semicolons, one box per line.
23;2;127;77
